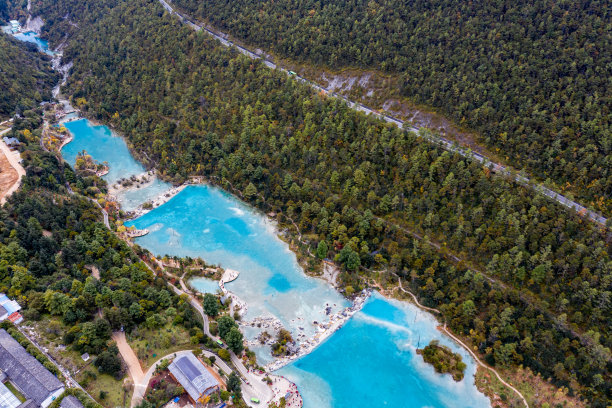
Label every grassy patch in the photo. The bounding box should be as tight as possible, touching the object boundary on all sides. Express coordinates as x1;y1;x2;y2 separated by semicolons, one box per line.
127;324;192;368
24;318;91;375
23;318;128;407
4;381;26;402
77;371;128;408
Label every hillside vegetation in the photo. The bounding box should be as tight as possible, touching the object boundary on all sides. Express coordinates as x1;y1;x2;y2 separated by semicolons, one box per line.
172;0;612;216
0;33;58;117
0;112;203;404
29;0;612;404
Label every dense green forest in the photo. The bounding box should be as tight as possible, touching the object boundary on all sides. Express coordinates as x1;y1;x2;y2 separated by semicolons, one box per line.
0;1;7;20
0;111;202;378
0;33;58;117
417;340;467;381
171;0;612;217
29;0;611;404
0;0;28;22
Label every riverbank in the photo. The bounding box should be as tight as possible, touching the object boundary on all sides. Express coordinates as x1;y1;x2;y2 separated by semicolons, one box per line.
126;183;187;218
269;375;303;408
265;289;371;372
33;19;504;408
219;268;248;317
107;170;156;196
55;113;499;407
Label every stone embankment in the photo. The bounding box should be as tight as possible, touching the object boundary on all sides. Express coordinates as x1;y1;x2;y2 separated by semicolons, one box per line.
219;268;248;316
265;290;371;371
125;228;149;238
108;170;156;196
126;183;187;218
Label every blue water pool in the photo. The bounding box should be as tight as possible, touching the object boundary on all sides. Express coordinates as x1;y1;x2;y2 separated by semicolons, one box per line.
115;177;173;212
63;119;147;185
278;293;491;408
190;277;221;294
13;31;54;55
126;185;350;340
57;117;491;408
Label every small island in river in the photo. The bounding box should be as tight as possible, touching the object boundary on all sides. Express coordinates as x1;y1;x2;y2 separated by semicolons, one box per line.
417;339;467;381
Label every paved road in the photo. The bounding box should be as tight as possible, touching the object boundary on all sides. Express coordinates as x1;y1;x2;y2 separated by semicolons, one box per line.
157;0;607;227
131;348;260;407
146;260;273;406
92;199;111;228
131;350;192;407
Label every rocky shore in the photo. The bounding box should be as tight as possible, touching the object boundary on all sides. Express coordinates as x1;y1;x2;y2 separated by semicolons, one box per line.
125;183;187;219
108;170;156;196
265;289;372;371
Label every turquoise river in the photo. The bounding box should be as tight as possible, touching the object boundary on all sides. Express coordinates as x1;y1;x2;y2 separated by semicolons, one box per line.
16;30;492;408
62;116;491;408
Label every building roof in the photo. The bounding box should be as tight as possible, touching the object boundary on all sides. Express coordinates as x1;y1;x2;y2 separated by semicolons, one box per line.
0;381;21;408
2;301;20;315
0;304;7;317
0;329;64;406
60;395;84;408
17;400;38;408
8;312;23;324
0;294;21;315
168;353;219;400
2;137;20;146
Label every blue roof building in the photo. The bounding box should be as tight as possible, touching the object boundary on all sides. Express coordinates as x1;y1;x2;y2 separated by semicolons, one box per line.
168;353;220;403
0;294;21;321
2;137;20;147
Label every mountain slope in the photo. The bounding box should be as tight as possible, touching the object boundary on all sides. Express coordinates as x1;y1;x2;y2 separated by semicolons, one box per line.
171;0;612;216
0;33;58;117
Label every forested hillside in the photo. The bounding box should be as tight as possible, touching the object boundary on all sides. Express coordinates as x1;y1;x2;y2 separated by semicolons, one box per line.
29;0;612;404
171;0;612;216
0;33;58;117
0;112;201;386
1;0;29;22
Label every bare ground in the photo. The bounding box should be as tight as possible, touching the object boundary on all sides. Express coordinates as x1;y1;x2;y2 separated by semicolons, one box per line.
113;331;144;385
0;148;19;203
315;68;489;155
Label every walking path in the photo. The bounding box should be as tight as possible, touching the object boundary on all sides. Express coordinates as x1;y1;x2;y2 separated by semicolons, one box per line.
138;258;274;406
218;269;248;316
440;324;529;408
158;0;608;226
392;277;528;408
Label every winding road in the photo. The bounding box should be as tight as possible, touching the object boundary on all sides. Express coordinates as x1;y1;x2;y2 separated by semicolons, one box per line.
135;259;273;406
157;0;607;227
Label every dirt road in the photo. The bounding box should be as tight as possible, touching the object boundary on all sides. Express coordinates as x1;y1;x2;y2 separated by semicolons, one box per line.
0;128;25;203
113;331;144;393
